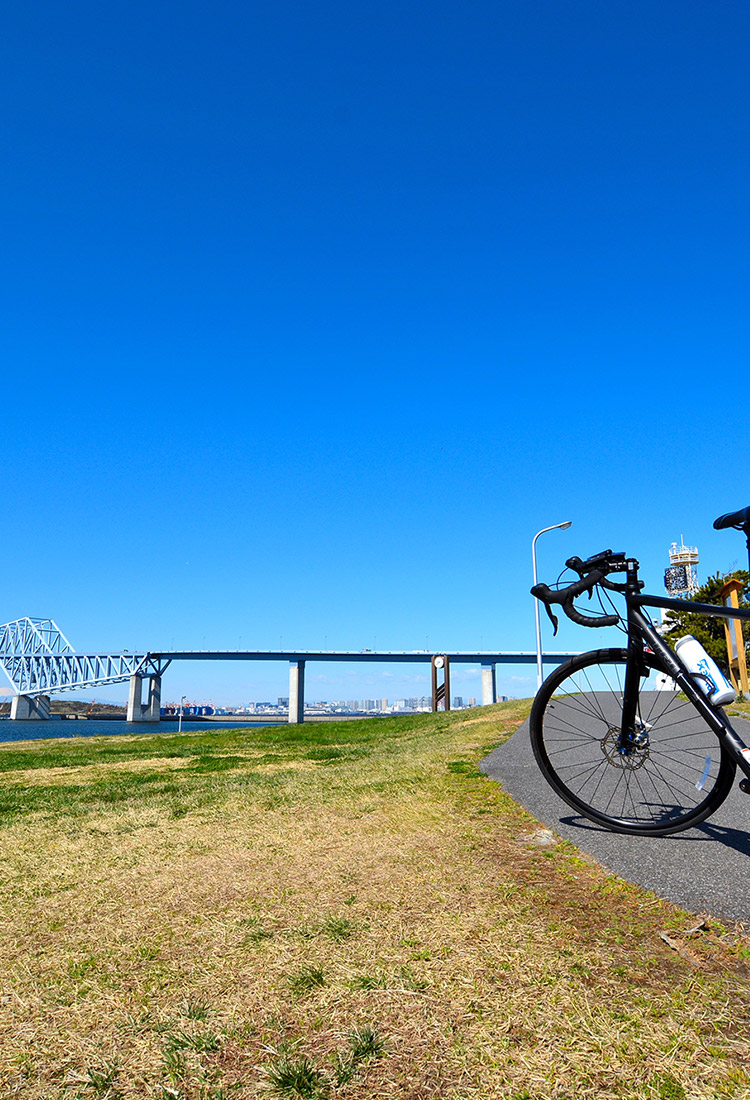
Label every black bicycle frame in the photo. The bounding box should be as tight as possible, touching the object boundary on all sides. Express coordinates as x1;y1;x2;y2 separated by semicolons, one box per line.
617;560;750;782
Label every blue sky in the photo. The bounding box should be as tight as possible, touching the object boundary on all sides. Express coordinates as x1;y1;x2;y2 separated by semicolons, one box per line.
2;1;748;705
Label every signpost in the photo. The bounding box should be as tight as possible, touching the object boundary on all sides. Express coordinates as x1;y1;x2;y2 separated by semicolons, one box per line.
718;578;749;699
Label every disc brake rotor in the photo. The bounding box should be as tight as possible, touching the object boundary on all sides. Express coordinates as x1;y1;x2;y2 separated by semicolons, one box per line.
601;726;649;770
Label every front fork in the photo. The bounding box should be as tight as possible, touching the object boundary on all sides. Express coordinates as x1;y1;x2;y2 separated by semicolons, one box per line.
619;632;649;755
619;562;652;755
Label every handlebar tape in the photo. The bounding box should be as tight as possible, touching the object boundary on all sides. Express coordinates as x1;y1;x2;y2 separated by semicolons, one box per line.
714;506;750;531
563;603;619;629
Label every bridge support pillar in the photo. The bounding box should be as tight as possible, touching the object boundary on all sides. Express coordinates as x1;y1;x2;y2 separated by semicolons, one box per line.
10;694;50;720
288;660;305;724
481;664;497;706
127;674;161;722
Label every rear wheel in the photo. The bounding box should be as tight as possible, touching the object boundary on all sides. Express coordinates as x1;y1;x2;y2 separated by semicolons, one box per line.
530;648;735;836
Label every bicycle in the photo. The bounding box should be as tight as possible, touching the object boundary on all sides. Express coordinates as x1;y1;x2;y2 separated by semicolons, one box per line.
529;505;750;837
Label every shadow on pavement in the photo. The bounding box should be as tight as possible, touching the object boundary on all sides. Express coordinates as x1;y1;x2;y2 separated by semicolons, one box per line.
557;813;750;857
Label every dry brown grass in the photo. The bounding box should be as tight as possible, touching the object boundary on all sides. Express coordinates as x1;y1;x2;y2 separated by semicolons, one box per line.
0;703;748;1099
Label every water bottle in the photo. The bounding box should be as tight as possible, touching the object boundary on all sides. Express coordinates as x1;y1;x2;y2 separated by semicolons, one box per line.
674;635;736;706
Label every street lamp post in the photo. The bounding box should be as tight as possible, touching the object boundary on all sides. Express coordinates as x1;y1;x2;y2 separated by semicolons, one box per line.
532;521;573;690
178;695;187;733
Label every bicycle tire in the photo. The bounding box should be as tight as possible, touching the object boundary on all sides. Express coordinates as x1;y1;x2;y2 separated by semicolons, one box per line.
529;648;736;836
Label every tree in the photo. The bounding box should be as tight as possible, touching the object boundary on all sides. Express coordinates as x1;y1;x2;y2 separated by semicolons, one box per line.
662;570;749;673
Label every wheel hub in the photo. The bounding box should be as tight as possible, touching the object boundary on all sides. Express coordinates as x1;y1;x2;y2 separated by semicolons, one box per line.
601;726;649;770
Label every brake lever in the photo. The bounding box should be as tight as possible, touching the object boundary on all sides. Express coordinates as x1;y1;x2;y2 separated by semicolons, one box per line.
542;601;560;636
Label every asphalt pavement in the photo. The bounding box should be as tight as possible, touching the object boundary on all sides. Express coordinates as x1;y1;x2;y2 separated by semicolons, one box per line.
480;715;750;925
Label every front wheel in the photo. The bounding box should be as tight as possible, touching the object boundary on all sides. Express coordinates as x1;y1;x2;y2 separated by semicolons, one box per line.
529;648;735;836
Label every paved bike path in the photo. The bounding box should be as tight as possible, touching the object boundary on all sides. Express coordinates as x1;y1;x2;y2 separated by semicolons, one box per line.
480;716;750;926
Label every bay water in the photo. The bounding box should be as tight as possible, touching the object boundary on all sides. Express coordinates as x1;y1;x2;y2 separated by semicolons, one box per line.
0;718;280;743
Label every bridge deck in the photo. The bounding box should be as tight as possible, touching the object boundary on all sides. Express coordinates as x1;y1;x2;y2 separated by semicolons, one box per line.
144;649;577;664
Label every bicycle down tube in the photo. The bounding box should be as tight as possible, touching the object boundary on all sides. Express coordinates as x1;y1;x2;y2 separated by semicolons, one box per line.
631;593;750;784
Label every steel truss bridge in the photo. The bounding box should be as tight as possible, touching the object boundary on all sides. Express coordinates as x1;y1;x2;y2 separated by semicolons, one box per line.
0;618;169;697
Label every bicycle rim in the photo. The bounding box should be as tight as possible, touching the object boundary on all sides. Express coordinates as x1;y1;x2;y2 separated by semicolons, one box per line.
530;648;736;836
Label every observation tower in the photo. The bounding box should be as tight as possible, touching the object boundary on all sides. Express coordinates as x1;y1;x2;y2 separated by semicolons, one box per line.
664;538;699;598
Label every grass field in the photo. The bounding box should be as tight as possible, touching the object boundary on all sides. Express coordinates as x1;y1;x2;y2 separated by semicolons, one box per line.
0;701;749;1100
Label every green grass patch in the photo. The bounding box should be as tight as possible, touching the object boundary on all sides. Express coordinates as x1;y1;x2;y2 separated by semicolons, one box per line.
0;700;749;1100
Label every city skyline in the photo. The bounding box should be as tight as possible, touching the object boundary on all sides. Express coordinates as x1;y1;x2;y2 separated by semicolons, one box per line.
163;694;482;716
